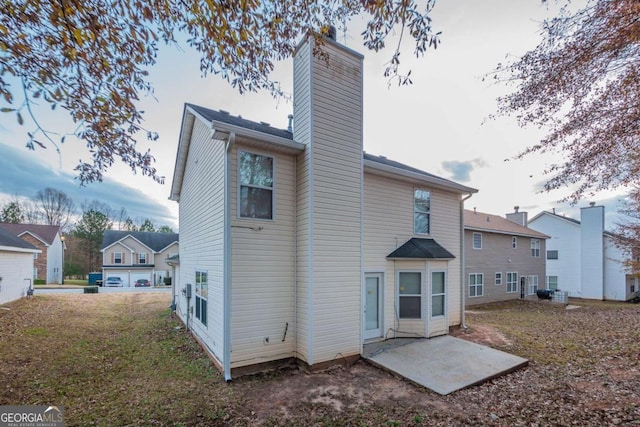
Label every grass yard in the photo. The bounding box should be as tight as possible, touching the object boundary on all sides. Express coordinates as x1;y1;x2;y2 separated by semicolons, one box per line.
1;294;639;426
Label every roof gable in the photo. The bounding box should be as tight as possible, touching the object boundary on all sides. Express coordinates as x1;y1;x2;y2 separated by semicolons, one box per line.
0;227;40;251
101;230;179;253
0;223;60;245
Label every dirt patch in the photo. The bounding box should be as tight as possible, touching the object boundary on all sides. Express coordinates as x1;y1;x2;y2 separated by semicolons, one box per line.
451;323;514;348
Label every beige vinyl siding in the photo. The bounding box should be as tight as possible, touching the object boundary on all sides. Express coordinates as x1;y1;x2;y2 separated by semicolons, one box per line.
229;143;297;368
308;40;362;364
293;38;363;365
177;118;226;364
103;242;131;266
293;39;311;363
363;172;463;337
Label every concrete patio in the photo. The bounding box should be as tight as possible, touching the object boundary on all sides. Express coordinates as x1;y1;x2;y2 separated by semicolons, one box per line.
363;336;528;395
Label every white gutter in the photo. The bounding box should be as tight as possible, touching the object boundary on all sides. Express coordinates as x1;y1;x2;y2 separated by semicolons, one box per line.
0;246;41;254
211;120;305;153
460;193;473;329
223;131;236;382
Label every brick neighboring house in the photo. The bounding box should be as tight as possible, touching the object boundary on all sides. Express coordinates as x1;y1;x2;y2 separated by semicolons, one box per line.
0;223;64;284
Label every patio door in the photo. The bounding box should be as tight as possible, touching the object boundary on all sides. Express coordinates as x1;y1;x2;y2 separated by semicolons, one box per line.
364;273;383;340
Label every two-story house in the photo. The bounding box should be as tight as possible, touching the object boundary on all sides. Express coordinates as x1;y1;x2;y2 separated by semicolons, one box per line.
0;223;63;283
528;203;631;300
101;230;179;287
464;208;549;306
0;227;40;304
169;33;477;379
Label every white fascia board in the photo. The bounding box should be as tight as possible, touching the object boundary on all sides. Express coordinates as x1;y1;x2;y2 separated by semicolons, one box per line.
465;226;550;239
100;239;136;253
211;121;306;154
0;245;42;254
156;241;179;254
17;231;50;246
363;159;477;195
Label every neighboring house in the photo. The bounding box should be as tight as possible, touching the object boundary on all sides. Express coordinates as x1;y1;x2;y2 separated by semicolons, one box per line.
0;223;63;283
464;208;549;306
101;230;179;287
0;227;41;304
169;33;477;379
529;203;632;301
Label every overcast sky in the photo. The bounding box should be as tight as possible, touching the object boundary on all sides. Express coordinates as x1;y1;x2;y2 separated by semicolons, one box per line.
0;0;629;230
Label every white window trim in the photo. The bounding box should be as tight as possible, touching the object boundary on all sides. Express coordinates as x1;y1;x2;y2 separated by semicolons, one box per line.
237;149;276;221
114;252;123;264
506;272;518;293
530;239;541;258
546;250;559;260
495;272;502;286
138;253;147;264
397;270;424;320
512;236;517;249
430;270;447;318
469;273;484;297
547;275;558;291
473;232;482;250
527;275;539;295
195;270;208;326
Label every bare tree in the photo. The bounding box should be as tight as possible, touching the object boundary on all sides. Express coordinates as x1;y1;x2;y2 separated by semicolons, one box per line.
34;188;75;231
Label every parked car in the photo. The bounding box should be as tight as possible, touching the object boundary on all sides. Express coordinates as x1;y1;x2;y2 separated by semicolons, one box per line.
134;279;151;287
104;277;123;287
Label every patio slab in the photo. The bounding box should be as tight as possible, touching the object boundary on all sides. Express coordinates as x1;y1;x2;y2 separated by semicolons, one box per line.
364;336;528;395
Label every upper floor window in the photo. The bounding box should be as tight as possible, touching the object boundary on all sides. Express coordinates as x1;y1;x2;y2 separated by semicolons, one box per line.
239;151;273;220
546;250;558;260
138;253;147;264
114;252;123;264
473;232;482;249
530;239;541;257
512;236;517;249
414;189;430;234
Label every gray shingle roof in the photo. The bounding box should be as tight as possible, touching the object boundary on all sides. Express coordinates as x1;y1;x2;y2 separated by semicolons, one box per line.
0;223;60;245
187;103;293;140
0;227;39;250
387;238;455;260
101;230;179;252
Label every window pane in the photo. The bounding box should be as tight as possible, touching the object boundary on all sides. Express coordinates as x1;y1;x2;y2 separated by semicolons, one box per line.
399;272;421;294
414;189;430;234
239;152;273;187
473;233;482;249
240;187;273;219
432;295;445;317
432;272;445;294
414;212;429;234
399;296;421;318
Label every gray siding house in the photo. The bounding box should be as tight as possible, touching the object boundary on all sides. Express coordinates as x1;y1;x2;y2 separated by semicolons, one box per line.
465;208;549;306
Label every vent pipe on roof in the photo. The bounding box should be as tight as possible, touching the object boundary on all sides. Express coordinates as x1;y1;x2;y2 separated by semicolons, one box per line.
287;114;293;132
514;206;519;213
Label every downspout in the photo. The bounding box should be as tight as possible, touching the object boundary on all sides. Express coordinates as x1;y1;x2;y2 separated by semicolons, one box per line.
460;193;473;330
223;131;236;382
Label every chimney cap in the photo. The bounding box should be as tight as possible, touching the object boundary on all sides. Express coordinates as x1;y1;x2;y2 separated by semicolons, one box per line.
326;25;337;41
589;201;596;207
514;206;519;213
